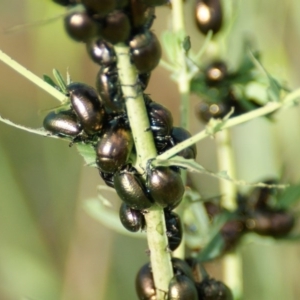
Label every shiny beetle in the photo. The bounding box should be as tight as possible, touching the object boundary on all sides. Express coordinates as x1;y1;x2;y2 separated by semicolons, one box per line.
170;127;197;160
205;61;227;86
96;121;133;173
130;31;162;74
43;110;81;137
64;11;100;42
168;275;198;300
81;0;116;17
96;66;124;113
129;1;155;32
195;0;223;35
246;209;295;237
86;39;116;66
119;202;146;232
147;101;173;137
146;101;173;150
147;166;184;208
135;263;156;300
114;166;153;210
196;100;231;122
196;277;233;300
99;11;131;44
68;82;106;135
171;258;194;282
139;72;152;91
196;91;242;122
165;211;183;251
99;170;115;188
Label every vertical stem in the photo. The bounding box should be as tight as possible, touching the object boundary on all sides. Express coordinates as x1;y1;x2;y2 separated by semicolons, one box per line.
171;0;190;131
216;129;243;299
115;45;173;299
216;129;237;210
170;0;191;260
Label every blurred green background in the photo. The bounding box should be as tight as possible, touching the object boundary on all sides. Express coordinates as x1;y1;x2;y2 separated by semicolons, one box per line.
0;0;300;299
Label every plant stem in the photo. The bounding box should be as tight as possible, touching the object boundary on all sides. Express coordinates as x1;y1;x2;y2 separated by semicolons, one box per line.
0;50;66;103
216;129;243;299
170;0;191;259
216;130;237;210
156;90;300;161
114;45;173;299
171;0;190;131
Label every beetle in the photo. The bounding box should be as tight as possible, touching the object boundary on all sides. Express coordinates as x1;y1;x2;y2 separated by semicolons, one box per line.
130;31;162;74
139;72;152;91
64;10;100;42
86;38;116;66
135;263;156;300
119;202;146;232
114;166;153;210
96;65;124;114
246;209;295;237
195;0;223;35
68;82;106;135
98;170;115;188
96;120;134;173
147;166;184;208
205;61;228;86
168;275;198;300
171;258;194;282
196;277;233;300
98;10;131;44
129;1;156;32
43;109;82;137
81;0;116;17
146;101;173;150
170;127;197;160
165;211;183;251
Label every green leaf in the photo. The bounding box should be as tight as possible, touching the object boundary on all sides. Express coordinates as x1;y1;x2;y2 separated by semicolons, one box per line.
43;74;61;91
277;184;300;208
278;234;300;241
76;143;97;167
53;69;68;95
0;115;62;138
198;233;225;262
248;51;284;102
198;211;233;262
152;156;288;189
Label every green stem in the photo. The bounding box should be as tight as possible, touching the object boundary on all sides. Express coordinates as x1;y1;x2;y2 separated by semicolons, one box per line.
156;90;300;161
215;130;243;299
170;0;192;259
216;130;237;210
114;45;173;299
171;0;190;130
0;49;66;103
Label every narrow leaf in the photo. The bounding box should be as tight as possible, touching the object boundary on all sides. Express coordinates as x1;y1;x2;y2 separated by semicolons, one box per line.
277;184;300;208
53;69;68;94
152;156;288;189
43;74;60;91
0;115;61;138
76;143;97;167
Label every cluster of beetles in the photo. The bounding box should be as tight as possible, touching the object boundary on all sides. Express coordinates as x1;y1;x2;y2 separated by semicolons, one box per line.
42;0;296;299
